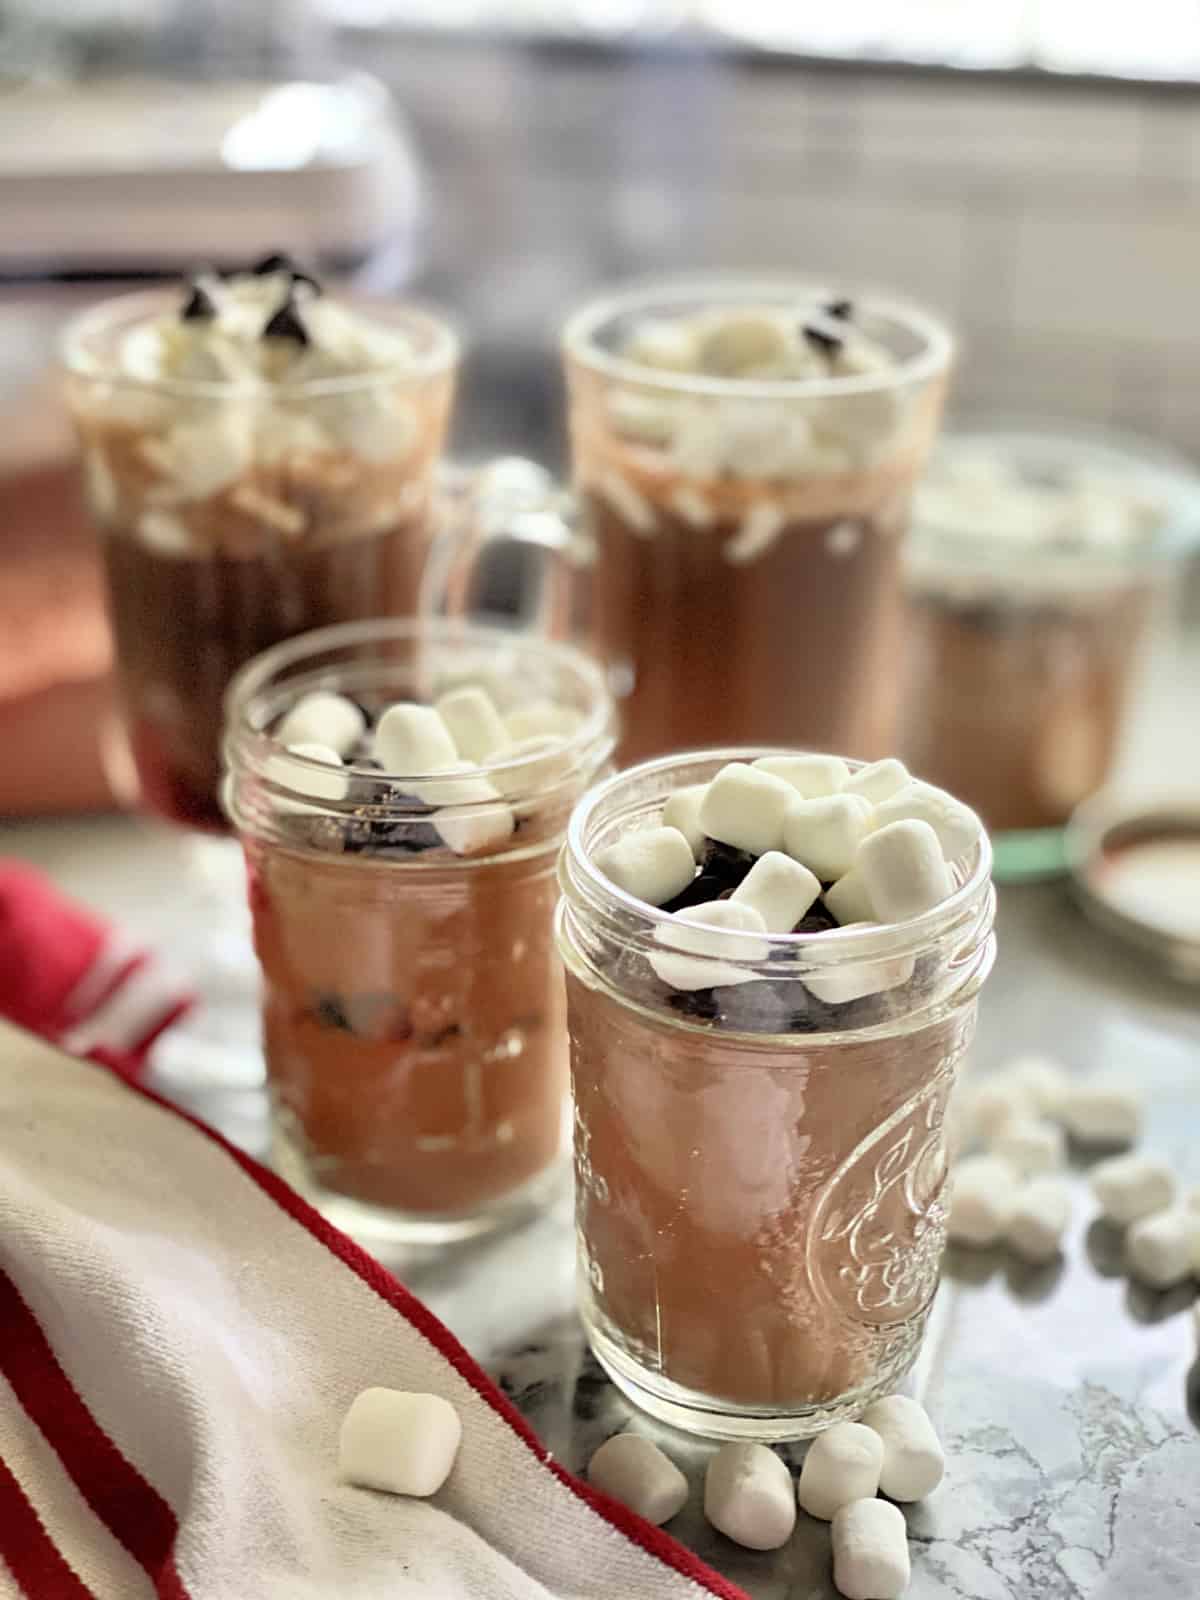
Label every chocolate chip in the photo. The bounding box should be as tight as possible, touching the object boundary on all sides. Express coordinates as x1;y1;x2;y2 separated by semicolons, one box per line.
180;282;216;322
794;901;840;934
666;988;720;1023
659;872;729;914
699;838;757;890
824;298;854;321
802;321;844;355
313;993;353;1031
251;251;297;276
262;298;310;346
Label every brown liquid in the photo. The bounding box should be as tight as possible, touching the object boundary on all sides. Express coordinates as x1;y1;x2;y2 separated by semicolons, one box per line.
901;587;1149;832
586;495;905;766
568;971;974;1409
248;839;566;1215
103;516;430;831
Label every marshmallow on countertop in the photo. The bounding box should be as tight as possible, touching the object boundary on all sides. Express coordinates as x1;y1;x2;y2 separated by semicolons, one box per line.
824;867;876;928
1006;1176;1072;1264
797;1423;883;1521
948;1153;1018;1247
831;1498;911;1600
968;1077;1036;1141
857;818;953;922
700;763;796;856
374;703;459;776
338;1388;462;1498
1059;1075;1143;1147
1003;1054;1071;1119
1091;1153;1177;1226
275;691;366;758
662;783;709;860
703;1443;796;1552
1125;1208;1200;1289
783;794;874;883
990;1117;1066;1176
434;686;511;763
859;1394;945;1501
730;850;820;932
650;900;769;991
842;758;911;805
873;780;981;865
595;825;696;907
753;753;850;797
586;1434;688;1527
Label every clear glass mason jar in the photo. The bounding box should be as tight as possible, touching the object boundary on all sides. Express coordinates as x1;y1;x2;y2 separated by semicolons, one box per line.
556;750;996;1440
225;619;615;1244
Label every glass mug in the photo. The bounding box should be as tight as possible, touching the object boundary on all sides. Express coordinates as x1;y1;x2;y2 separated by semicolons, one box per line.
62;289;459;833
556;750;996;1439
224;618;615;1243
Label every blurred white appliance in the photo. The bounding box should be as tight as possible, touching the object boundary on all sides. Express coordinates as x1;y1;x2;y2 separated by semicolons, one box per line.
0;73;423;276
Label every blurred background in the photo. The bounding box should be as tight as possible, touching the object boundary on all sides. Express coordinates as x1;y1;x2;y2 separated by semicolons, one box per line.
2;0;1199;813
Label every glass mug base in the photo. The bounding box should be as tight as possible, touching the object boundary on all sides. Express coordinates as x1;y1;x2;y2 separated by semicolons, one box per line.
582;1298;927;1442
272;1123;571;1247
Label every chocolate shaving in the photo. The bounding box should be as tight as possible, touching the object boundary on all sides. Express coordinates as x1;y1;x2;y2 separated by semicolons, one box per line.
824;298;854;321
262;299;310;346
802;320;844;355
179;282;216;322
251;251;297;277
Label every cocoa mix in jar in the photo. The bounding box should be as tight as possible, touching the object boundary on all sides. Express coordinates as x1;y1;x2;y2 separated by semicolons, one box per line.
64;262;457;830
563;285;953;765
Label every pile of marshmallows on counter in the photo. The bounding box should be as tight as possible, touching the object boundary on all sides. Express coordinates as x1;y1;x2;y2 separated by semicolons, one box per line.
951;1054;1200;1292
595;755;980;993
267;683;583;854
337;1385;944;1600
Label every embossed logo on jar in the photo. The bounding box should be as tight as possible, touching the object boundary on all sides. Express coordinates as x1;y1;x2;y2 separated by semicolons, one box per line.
807;1060;961;1326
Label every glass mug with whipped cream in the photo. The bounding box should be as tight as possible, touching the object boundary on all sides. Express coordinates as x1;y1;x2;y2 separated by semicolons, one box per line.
901;424;1200;879
557;750;995;1439
62;259;458;832
561;279;955;765
225;618;615;1243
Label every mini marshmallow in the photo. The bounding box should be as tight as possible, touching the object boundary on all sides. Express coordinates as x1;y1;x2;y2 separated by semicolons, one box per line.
990;1117;1066;1176
703;1442;796;1552
505;701;583;743
586;1433;688;1527
595;825;696;907
433;797;516;856
842;758;911;804
1091;1153;1177;1226
662;783;709;860
699;763;795;856
375;703;458;775
268;742;348;805
1004;1054;1071;1119
338;1388;462;1497
797;1423;883;1521
857;819;953;922
1125;1208;1200;1289
435;686;510;763
1006;1176;1072;1263
968;1076;1036;1140
948;1153;1018;1247
873;780;981;865
650;900;769;991
859;1394;945;1501
783;794;874;883
831;1498;910;1600
805;951;916;1006
1059;1075;1143;1146
753;754;850;798
275;691;366;757
731;850;820;932
486;737;569;798
824;868;876;927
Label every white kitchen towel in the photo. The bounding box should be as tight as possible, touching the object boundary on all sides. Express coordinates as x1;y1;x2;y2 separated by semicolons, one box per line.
0;1023;745;1600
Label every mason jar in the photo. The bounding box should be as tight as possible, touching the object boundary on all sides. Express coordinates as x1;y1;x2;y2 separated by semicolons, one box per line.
225;618;615;1243
557;750;996;1439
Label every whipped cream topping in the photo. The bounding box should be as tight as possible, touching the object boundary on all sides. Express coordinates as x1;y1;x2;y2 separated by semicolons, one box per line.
915;450;1163;553
112;256;419;391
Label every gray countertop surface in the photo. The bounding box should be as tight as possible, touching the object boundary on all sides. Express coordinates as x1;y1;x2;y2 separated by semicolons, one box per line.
3;624;1199;1597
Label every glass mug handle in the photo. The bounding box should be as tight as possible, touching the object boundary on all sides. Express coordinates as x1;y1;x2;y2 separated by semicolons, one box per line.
422;457;589;641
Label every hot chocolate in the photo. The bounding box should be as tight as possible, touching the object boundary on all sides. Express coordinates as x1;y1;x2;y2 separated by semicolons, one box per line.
64;263;457;830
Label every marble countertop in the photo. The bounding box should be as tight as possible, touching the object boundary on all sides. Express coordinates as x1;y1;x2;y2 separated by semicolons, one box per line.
4;618;1200;1599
